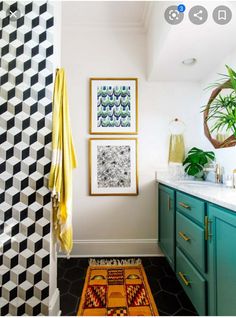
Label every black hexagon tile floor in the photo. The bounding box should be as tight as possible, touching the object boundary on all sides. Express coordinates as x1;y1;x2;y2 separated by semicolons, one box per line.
57;257;198;316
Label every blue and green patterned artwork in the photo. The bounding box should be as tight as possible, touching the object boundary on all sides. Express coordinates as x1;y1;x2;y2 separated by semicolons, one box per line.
97;86;131;127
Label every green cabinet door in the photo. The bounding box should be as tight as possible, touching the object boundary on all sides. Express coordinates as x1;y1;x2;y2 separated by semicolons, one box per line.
158;184;175;270
208;204;236;316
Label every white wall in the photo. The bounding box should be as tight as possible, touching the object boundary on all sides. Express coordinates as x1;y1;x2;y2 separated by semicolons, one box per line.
146;2;171;80
145;1;236;179
61;22;202;256
199;48;236;177
147;1;236;82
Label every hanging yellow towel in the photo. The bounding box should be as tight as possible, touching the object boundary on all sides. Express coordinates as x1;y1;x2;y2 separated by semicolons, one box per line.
49;68;77;256
168;134;185;164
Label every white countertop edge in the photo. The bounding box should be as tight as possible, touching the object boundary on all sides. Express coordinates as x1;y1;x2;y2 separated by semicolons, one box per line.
156;177;236;212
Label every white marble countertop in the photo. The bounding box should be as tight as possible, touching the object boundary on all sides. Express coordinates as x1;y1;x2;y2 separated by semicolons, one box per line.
156;175;236;212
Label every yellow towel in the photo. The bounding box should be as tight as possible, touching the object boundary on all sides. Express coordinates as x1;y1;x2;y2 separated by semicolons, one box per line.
49;68;77;255
168;134;185;164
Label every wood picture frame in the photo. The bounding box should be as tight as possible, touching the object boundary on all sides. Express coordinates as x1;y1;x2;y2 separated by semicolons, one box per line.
89;138;138;196
90;78;138;135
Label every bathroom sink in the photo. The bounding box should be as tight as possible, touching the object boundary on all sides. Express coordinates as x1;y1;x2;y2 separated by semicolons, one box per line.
176;180;221;188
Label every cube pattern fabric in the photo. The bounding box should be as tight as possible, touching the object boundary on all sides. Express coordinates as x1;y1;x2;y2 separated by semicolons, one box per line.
0;1;53;315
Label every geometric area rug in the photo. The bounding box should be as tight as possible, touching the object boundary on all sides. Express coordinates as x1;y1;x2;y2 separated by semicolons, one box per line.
77;259;159;316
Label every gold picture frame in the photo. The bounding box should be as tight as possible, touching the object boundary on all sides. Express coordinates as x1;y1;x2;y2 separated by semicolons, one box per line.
89;138;139;196
90;78;138;135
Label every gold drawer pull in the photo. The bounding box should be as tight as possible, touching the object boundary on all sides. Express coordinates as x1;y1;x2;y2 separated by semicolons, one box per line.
168;196;171;211
178;272;190;286
205;216;212;241
179;202;191;210
178;231;190;242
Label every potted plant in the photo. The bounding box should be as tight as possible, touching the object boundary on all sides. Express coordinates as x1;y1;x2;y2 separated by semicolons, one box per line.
183;147;215;179
206;92;236;137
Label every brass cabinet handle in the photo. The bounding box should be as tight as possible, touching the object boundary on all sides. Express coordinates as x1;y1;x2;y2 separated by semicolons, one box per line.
168;196;171;211
178;272;190;286
179;202;191;210
204;216;208;241
205;216;212;241
178;231;190;242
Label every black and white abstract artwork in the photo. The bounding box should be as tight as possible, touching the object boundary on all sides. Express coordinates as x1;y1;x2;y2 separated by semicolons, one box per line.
97;145;131;188
90;139;138;195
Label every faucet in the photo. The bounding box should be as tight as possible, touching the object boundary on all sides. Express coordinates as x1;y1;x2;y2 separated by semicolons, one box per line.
215;163;222;183
203;163;223;183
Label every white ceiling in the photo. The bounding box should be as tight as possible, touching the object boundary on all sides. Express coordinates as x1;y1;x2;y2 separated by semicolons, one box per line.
61;1;236;82
62;1;149;29
148;1;236;82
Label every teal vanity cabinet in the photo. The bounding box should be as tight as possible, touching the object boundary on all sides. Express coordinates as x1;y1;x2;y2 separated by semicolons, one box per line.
157;182;236;316
158;184;175;270
207;204;236;316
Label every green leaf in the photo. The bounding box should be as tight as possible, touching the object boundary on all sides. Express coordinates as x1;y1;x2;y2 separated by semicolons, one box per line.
199;156;208;166
183;148;215;177
226;65;236;91
205;151;215;161
184;163;203;176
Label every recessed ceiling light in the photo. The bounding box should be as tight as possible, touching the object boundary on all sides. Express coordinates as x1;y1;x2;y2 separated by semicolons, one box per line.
182;58;197;66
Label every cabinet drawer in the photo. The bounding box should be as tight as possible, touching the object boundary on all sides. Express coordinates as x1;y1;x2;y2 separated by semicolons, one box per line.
176;212;205;272
176;247;206;316
176;191;205;225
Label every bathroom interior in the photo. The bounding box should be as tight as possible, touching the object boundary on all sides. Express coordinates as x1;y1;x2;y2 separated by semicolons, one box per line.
0;0;236;316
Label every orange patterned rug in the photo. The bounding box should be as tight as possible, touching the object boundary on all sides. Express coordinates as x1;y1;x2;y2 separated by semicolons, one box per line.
77;259;159;316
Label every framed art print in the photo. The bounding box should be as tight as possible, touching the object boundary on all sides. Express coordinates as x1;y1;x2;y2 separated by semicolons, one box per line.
90;78;138;134
89;138;138;196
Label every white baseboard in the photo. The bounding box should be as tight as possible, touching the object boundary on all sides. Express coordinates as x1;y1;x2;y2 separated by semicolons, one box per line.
58;239;163;257
49;288;60;316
